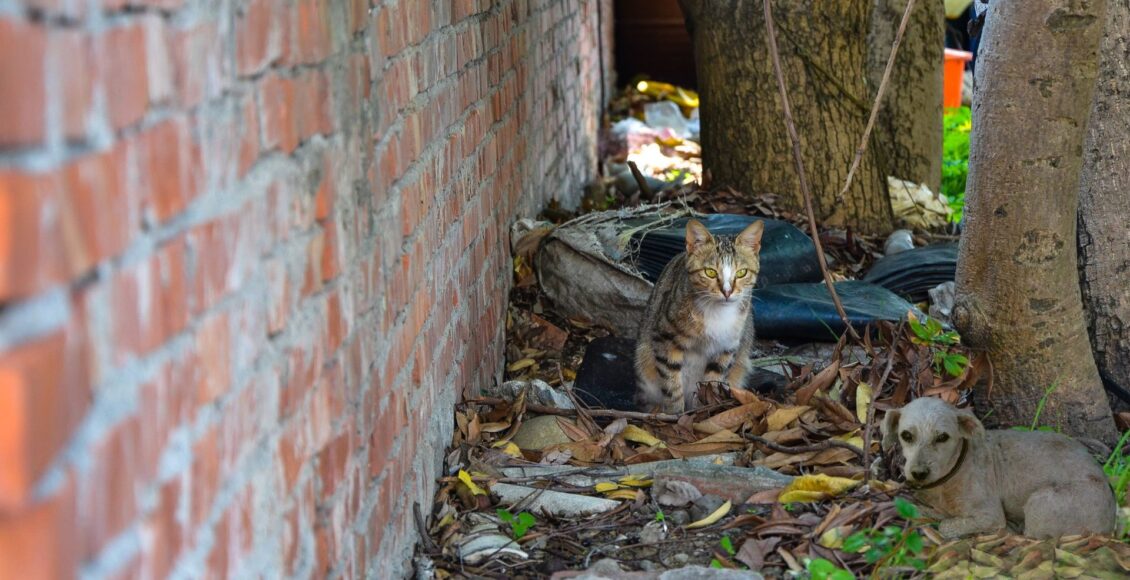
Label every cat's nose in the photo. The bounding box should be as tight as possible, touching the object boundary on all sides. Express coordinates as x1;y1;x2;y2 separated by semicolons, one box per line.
721;288;732;298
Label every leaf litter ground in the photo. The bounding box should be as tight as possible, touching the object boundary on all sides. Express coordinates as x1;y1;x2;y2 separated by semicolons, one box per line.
415;87;1130;579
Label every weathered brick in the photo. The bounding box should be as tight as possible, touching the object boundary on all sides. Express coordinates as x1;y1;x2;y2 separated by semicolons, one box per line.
170;21;225;108
237;0;286;76
99;24;150;130
0;477;76;580
0;17;47;148
111;239;188;362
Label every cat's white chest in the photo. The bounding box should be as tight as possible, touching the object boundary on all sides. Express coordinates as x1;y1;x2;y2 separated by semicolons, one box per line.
702;301;746;351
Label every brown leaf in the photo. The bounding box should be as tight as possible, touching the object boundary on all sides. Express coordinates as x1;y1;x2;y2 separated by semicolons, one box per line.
541;441;604;464
693;400;772;434
478;421;511;433
745;488;783;504
556;417;592;442
468;413;482;443
528;313;568;351
730;385;761;405
795;361;840;406
736;537;780;571
668;430;746;458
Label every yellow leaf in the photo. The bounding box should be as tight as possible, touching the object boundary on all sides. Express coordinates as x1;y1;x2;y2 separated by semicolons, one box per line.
766;406;810;432
617;475;653;488
856;382;873;423
686;500;732;529
623;424;665;448
777;474;861;503
436;511;456;529
458;470;487;496
492;441;522;458
479;421;511;433
818;526;849;549
594;482;620;493
507;358;536;372
606;489;642;501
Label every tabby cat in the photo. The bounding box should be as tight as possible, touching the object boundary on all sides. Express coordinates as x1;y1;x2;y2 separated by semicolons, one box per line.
635;219;764;413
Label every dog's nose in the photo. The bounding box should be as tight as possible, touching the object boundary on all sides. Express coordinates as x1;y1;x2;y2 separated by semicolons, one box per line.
910;468;931;481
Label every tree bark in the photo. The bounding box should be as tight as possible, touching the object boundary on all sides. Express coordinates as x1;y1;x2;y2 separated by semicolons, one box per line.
867;0;944;193
953;0;1115;441
679;0;894;234
1079;0;1130;406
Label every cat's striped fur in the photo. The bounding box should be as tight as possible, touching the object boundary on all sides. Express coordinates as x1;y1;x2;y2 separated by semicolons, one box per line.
635;219;764;413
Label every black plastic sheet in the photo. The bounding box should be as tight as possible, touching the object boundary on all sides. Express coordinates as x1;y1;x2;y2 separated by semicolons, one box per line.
751;281;923;340
862;243;958;303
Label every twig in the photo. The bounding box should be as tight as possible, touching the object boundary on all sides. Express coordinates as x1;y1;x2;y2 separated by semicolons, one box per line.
627;160;655;199
836;0;919;204
743;432;866;460
468;397;683;422
863;323;904;484
762;0;859;341
414;502;439;552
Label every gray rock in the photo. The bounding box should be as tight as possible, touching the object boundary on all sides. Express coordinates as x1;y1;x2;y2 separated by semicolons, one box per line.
667;510;691;526
689;494;727;522
510;415;575;450
671;553;690;566
659;566;764;580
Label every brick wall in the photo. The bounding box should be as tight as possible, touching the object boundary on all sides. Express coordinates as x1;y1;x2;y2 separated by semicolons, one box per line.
0;0;612;577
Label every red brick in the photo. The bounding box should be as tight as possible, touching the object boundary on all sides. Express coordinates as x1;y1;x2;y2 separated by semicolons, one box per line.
170;21;224;108
0;477;77;580
347;0;368;34
266;257;290;336
48;29;95;141
295;70;333;141
236;0;286;76
0;18;47;148
141;479;183;580
239;93;261;176
190;427;221;528
111;239;189;362
130;116;201;224
321;219;341;282
259;74;298;153
0;332;89;512
289;0;333;65
303;231;325;297
63;144;134;268
189;212;250;314
99;24;150;130
325;291;346;355
314;155;334;220
0;170;69;300
282;343;322;419
195;311;231;406
317;430;352;498
79;415;145;560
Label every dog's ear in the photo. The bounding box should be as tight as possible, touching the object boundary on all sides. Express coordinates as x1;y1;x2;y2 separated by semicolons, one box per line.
956;410;985;441
880;409;901;451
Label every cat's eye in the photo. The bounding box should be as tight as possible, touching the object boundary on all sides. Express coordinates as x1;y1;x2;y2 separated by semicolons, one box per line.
935;433;950;444
900;431;914;443
703;268;718;278
736;269;749;278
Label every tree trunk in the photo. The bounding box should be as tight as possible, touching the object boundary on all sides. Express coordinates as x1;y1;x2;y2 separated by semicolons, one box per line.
1079;0;1130;407
953;0;1115;441
867;0;944;193
679;0;894;234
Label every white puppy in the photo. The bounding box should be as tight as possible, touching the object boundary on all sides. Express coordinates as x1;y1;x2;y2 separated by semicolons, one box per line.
881;397;1115;539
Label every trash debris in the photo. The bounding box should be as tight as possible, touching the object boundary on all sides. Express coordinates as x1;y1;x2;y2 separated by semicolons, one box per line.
883;229;915;255
492;483;622;517
483;379;575;410
888;177;953;229
929;281;957;324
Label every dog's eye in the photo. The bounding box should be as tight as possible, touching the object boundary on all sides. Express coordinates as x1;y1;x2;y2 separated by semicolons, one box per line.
935;433;950;443
900;431;914;443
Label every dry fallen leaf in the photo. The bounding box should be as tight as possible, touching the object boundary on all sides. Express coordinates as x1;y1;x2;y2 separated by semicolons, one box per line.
778;474;861;503
623;424;666;448
766;406;811;432
693;400;771;434
457;470;487;496
491;441;522;458
855;381;872;423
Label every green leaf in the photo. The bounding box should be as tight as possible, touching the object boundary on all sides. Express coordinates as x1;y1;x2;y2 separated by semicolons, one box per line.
905;530;924;554
710;559;724;569
806;558;837;579
910;557;927;571
842;532;870;553
830;570;856;580
497;508;513;523
864;548;885;564
720;535;735;555
895;497;919;519
655;509;665;522
908;316;929;340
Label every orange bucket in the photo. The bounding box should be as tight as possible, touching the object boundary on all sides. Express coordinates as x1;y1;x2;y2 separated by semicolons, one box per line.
944;48;973;108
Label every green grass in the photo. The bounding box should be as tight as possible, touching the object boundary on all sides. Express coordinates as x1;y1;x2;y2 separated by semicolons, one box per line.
941;107;971;223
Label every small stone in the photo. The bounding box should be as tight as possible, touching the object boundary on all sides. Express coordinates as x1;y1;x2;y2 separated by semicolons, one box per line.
639;560;659;572
884;229;915;255
668;510;691;526
510;415;575;450
639;520;668;544
672;553;690;566
689;494;726;522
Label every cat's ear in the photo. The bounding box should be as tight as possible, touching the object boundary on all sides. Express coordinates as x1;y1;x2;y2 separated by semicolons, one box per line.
736;220;764;251
685;219;713;254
